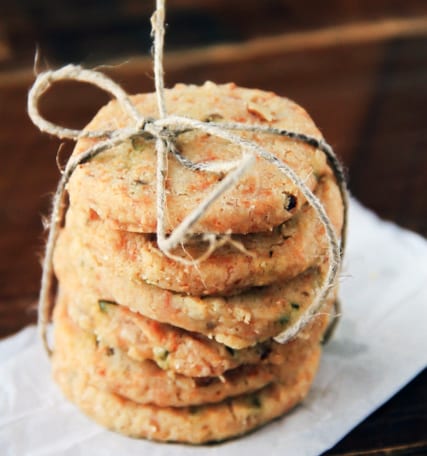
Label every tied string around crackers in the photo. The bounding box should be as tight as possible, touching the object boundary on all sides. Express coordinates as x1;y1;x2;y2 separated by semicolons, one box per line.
28;0;348;356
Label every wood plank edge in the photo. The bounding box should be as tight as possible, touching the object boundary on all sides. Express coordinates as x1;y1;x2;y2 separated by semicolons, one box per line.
1;15;427;87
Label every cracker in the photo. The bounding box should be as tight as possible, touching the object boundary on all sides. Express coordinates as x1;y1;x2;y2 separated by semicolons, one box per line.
67;82;329;234
54;226;335;348
63;286;331;378
67;175;342;296
53;300;284;407
53;337;321;443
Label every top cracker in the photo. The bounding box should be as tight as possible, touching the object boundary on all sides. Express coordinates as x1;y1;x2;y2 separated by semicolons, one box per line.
67;81;328;234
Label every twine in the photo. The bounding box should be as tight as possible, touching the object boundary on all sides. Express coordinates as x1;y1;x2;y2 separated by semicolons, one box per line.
28;0;348;355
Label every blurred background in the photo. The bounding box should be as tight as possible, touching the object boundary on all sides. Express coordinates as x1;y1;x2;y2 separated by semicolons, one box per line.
0;1;426;454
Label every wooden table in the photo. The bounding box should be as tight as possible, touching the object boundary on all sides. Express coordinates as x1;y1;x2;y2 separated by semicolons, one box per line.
1;5;426;454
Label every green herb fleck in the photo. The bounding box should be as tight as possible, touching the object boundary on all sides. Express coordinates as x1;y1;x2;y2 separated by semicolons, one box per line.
98;300;117;313
131;132;154;151
225;346;235;357
291;302;300;310
278;314;290;325
203;113;223;122
154;347;169;361
134;179;148;185
256;343;272;360
153;347;169;370
131;136;145;151
249;395;262;408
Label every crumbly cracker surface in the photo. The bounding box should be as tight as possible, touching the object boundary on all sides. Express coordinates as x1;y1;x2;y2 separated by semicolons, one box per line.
68;82;328;234
63;286;331;378
67;175;343;295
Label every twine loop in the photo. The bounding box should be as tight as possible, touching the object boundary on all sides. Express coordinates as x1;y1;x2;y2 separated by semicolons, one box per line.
28;0;348;355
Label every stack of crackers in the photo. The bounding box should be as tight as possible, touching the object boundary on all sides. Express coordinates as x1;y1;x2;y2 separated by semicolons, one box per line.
51;82;344;443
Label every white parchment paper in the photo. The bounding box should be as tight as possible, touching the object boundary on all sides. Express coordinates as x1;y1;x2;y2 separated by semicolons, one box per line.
1;199;427;456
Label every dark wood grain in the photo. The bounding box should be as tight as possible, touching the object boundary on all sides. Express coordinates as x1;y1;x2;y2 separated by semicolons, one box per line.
0;5;426;455
2;0;427;69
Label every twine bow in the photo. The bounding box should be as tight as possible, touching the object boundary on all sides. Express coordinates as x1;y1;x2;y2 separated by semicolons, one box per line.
28;0;348;355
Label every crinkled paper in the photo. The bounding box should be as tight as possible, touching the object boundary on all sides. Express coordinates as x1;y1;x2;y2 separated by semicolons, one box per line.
1;199;427;456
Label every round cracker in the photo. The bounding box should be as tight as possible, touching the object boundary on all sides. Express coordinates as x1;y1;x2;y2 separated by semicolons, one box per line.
67;175;343;296
53;339;321;443
54;300;282;407
67;82;328;234
54;227;335;348
63;285;331;378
